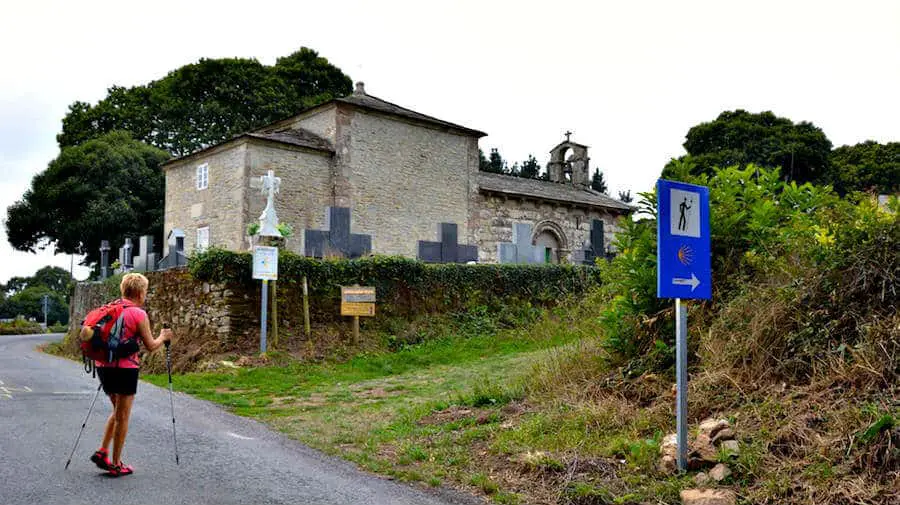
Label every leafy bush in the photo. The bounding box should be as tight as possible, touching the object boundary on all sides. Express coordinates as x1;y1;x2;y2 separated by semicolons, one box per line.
0;319;45;335
596;162;899;378
47;323;69;333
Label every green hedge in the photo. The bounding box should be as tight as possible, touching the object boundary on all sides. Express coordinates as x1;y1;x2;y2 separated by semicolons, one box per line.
0;319;45;335
189;249;601;316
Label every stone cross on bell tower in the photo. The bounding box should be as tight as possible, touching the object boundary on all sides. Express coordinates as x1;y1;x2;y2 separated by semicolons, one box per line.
258;170;282;237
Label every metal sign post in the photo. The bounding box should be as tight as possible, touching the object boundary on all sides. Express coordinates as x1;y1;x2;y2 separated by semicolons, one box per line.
252;246;279;354
42;294;49;328
657;179;711;472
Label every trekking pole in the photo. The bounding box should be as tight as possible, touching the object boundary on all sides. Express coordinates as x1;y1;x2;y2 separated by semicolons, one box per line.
65;382;103;470
163;323;180;465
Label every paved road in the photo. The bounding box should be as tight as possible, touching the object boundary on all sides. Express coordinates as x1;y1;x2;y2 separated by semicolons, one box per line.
0;333;480;505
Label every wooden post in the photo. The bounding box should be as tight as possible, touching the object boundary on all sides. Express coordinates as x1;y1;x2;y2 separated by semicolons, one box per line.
302;276;311;338
352;316;359;346
272;280;278;349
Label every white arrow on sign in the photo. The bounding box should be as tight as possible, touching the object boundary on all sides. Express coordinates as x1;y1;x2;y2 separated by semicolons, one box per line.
672;273;700;291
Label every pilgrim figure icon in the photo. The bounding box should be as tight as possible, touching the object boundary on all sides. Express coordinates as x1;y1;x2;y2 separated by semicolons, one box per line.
678;197;692;231
670;188;700;238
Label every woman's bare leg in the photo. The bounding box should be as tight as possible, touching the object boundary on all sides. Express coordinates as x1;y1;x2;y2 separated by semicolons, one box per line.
101;394;118;451
111;394;134;465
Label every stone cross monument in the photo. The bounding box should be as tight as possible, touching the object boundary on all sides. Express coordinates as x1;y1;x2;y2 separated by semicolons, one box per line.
258;170;282;237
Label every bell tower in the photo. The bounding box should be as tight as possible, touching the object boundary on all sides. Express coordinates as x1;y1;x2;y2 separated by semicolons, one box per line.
547;132;590;189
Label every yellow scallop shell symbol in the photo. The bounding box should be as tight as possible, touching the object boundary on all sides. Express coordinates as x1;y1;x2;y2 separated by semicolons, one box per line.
677;245;694;266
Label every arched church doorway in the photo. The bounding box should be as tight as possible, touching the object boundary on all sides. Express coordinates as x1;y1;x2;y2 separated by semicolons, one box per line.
534;230;561;263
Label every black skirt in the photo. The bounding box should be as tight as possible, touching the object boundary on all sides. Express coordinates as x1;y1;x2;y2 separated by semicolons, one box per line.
96;367;139;396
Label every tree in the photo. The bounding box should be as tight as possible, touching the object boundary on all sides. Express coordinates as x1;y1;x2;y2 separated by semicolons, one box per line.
57;48;353;156
31;266;72;296
618;190;633;203
5;131;170;266
591;168;608;193
479;148;507;174
3;266;71;297
662;110;833;183
825;141;900;195
0;287;68;324
0;266;73;323
519;155;541;179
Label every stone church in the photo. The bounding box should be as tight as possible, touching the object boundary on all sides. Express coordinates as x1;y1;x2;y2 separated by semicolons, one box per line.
162;82;633;264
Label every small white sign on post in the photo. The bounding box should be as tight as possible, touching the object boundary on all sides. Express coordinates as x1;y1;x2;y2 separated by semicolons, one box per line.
253;246;279;281
252;246;278;354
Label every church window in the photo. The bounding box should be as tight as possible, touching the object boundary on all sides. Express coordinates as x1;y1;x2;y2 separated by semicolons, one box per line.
196;226;210;251
196;163;209;190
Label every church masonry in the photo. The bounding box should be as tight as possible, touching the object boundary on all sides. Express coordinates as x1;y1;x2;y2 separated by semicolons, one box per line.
161;82;633;264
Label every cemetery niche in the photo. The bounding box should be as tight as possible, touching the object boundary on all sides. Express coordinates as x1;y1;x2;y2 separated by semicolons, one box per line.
303;207;372;259
417;223;478;263
498;223;544;264
572;219;611;266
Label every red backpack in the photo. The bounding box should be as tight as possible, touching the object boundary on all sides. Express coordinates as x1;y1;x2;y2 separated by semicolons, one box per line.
79;299;140;368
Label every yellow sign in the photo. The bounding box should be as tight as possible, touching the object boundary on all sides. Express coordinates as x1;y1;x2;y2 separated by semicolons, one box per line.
341;286;376;303
341;302;375;317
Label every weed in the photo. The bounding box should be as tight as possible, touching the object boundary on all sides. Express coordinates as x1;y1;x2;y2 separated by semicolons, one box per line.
493;491;521;504
469;473;500;495
402;444;428;463
561;482;612;505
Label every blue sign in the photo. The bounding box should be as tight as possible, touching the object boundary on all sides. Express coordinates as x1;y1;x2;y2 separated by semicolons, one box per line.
657;179;711;300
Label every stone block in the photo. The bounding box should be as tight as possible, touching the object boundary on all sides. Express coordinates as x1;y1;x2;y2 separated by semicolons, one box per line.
712;428;735;445
709;463;732;482
680;489;735;505
721;440;740;456
693;472;710;487
699;419;730;439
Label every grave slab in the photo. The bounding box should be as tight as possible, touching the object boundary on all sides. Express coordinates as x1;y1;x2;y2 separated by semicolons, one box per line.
304;207;372;259
417;223;478;263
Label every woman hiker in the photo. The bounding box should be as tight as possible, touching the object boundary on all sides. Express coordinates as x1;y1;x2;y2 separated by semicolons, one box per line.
87;272;173;477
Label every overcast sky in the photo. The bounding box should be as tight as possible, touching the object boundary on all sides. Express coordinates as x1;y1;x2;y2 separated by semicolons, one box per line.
1;0;898;283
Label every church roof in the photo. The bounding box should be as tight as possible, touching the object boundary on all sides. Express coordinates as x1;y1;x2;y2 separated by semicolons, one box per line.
336;83;487;138
247;129;333;152
477;172;634;213
161;128;332;168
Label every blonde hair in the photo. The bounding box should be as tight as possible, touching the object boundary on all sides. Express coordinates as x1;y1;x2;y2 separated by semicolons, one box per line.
120;273;149;300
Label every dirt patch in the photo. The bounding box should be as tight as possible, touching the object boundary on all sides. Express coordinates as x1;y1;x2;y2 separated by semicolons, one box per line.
214;387;259;395
353;387;394;399
418;406;490;426
294;393;328;407
270;396;295;406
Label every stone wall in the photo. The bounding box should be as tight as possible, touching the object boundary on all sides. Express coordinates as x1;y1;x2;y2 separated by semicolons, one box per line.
245;141;334;254
288;105;337;144
68;281;114;334
469;192;622;264
164;141;249;255
69;271;234;345
345;109;473;257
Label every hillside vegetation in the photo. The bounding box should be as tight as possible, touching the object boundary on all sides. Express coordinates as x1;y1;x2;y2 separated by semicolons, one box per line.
138;165;896;503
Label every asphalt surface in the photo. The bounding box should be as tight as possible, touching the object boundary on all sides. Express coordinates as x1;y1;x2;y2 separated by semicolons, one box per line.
0;333;481;505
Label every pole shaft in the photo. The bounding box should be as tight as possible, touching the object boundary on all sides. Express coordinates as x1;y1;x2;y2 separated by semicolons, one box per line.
676;298;688;472
272;280;278;349
260;280;268;354
302;276;311;338
352;316;359;345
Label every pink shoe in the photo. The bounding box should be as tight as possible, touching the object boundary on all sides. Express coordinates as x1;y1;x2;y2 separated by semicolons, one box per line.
106;463;134;477
90;448;112;470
